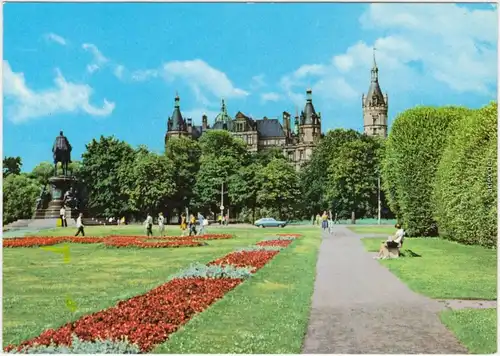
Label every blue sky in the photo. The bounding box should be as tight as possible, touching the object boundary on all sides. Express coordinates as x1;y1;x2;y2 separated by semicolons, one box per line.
3;2;497;172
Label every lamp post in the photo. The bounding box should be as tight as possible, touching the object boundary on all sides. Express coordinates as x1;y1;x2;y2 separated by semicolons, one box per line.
220;182;224;225
377;175;381;225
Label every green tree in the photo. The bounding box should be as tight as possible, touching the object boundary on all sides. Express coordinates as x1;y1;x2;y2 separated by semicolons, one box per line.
299;129;364;217
257;158;301;220
252;147;286;166
326;139;381;221
434;102;497;247
198;130;249;161
382;106;470;236
3;174;40;224
165;136;202;215
228;162;263;222
121;151;176;217
3;156;22;177
79;136;136;218
30;161;53;186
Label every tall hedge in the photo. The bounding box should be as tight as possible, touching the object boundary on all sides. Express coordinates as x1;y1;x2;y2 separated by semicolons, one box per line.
382;106;470;236
433;102;497;248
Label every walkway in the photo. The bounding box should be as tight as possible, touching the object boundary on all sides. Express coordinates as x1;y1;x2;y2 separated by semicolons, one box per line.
302;226;467;354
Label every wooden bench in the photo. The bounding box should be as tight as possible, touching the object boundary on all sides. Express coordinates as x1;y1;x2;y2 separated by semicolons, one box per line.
386;240;403;258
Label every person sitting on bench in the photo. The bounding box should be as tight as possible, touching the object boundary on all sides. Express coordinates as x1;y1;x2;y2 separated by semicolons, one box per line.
374;223;405;260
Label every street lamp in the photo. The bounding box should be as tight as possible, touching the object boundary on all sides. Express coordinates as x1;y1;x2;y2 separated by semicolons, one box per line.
377;174;382;225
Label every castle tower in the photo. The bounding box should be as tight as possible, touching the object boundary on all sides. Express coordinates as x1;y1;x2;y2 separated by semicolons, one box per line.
362;49;388;138
299;89;321;144
165;93;189;150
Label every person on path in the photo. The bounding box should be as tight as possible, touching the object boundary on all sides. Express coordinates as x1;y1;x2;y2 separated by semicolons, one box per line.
75;213;85;236
315;213;321;226
218;215;223;225
311;215;315;225
328;216;334;234
188;214;197;236
375;223;405;259
197;212;205;236
158;212;165;237
224;213;229;226
321;211;328;230
145;213;153;237
60;206;67;227
180;213;188;236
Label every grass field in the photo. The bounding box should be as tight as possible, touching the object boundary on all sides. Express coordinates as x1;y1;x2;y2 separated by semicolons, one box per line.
2;225;320;352
357;225;497;354
440;308;497;354
360;237;497;299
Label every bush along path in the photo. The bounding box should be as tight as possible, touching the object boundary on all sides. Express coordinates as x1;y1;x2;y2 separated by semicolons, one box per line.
4;234;302;354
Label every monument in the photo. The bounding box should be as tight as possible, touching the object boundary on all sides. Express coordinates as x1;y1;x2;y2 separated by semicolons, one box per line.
33;131;81;219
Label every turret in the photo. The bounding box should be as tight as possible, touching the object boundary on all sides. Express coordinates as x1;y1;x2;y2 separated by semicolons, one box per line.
362;49;388;138
165;92;189;151
299;89;321;144
202;114;208;130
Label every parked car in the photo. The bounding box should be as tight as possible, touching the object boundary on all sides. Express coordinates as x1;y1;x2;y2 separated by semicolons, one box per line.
254;218;288;228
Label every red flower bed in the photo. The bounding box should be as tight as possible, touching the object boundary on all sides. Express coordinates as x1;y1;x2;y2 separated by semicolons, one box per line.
3;236;103;248
208;250;279;272
107;233;233;241
256;239;293;247
103;236;205;248
5;278;242;353
277;233;302;238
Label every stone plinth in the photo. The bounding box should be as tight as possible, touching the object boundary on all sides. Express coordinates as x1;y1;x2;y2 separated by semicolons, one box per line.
33;176;78;219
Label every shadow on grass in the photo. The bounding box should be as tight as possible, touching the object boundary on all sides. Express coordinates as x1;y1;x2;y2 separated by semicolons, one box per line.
400;249;422;258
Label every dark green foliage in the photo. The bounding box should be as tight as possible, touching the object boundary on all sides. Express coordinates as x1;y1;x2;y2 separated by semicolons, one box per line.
326;138;382;219
79;136;136;218
434;102;497;248
256;158;301;220
198;130;249;160
382;106;471;236
3;156;22;177
29;161;53;186
3;174;40;225
165;136;202;215
299;129;364;216
228;162;263;222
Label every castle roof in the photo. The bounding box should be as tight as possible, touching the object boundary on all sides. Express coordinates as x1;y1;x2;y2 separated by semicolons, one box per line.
364;50;386;107
301;89;318;125
170;94;186;131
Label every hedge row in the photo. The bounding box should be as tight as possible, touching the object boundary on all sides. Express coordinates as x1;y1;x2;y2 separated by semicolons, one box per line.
382;102;497;247
434;102;497;248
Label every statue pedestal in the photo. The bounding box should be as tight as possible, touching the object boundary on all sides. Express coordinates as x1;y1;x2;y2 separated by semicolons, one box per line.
33;176;78;219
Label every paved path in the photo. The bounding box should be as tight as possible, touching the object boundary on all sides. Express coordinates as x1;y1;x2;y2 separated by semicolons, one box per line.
302;226;467;354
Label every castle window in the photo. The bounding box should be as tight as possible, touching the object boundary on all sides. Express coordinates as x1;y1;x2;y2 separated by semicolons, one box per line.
249;136;253;145
299;150;304;160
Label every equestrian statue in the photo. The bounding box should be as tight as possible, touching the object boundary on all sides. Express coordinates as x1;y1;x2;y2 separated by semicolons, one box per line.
52;131;72;176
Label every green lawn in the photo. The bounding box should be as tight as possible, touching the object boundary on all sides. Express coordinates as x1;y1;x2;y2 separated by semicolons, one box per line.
153;227;321;353
348;225;396;235
360;237;497;299
3;225;319;352
440;308;497;354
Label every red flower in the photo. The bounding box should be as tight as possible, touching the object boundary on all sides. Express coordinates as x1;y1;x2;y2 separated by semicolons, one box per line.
276;233;302;237
256;240;293;247
6;278;242;353
103;236;205;248
208;250;279;272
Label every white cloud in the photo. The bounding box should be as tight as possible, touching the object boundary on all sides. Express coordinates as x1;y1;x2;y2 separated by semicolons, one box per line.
82;43;109;74
250;74;266;89
44;33;67;46
261;92;281;103
3;61;115;123
279;4;497;106
113;65;125;79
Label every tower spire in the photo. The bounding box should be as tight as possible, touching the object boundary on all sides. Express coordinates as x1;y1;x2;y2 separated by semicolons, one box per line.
371;47;379;82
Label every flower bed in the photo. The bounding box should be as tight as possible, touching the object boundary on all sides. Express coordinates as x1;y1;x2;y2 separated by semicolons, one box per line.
3;237;104;248
208;250;279;272
107;234;233;241
256;239;293;248
5;235;294;353
277;233;302;238
103;236;206;249
5;278;242;353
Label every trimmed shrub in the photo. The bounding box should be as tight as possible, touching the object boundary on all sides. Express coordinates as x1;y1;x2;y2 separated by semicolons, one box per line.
433;102;497;248
7;335;140;354
382;106;470;236
171;263;254;279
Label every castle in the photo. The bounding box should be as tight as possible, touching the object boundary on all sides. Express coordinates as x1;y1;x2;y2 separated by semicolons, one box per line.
165;53;388;169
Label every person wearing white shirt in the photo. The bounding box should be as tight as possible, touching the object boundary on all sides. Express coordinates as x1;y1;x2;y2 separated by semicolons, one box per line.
158;212;165;237
374;224;405;259
60;206;67;227
75;213;85;236
145;214;153;237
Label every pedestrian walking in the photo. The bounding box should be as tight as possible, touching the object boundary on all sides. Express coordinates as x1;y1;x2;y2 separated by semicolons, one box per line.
60;206;67;227
145;213;153;237
180;213;188;236
75;213;85;236
197;212;205;236
328;217;334;234
321;211;328;230
188;214;197;236
158;212;165;237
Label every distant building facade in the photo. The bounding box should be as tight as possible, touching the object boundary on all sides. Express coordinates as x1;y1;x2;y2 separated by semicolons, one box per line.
165;55;387;168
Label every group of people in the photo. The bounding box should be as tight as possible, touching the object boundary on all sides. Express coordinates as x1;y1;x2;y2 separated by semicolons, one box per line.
313;211;336;234
59;206;85;236
144;212;209;237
